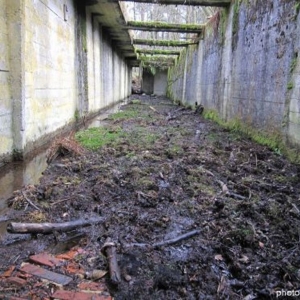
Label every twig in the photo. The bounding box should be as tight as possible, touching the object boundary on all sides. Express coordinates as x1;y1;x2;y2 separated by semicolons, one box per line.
149;106;160;114
125;229;200;249
50;197;72;206
21;191;41;211
153;229;200;248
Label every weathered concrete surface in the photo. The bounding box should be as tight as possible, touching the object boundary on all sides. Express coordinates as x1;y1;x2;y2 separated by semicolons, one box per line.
154;70;168;96
168;0;300;153
0;0;132;164
0;0;13;160
142;70;154;94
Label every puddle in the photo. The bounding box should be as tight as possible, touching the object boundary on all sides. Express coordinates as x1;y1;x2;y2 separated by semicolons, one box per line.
0;99;127;239
0;150;48;214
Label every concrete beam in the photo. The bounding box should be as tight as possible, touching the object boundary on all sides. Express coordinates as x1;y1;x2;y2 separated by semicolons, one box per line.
118;0;230;6
136;49;181;55
133;38;199;47
127;21;204;33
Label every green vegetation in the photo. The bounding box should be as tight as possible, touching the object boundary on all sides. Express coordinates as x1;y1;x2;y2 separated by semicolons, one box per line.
290;56;298;74
202;109;300;162
75;126;123;150
233;0;242;35
134;39;197;47
107;109;140;121
295;1;300;15
136;49;181;56
74;109;80;122
287;81;294;90
127;21;204;32
129;99;142;104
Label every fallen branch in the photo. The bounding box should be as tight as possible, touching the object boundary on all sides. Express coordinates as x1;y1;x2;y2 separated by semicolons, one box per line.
21;191;41;211
101;238;121;284
125;229;200;249
149;106;160;114
7;217;104;234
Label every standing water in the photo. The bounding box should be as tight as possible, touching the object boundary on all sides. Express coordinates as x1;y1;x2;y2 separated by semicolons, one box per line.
0;100;127;237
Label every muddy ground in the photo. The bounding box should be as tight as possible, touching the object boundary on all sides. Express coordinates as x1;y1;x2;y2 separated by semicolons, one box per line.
1;95;300;299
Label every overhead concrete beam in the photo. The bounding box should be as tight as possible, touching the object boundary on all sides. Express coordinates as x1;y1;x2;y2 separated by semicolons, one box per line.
136;49;181;55
117;0;230;6
127;21;204;33
133;38;199;47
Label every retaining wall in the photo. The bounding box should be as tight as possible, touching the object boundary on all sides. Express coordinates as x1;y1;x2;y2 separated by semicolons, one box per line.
168;0;300;155
0;0;131;164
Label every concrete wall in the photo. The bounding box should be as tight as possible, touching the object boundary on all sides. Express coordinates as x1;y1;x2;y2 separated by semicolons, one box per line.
168;0;300;154
142;70;154;94
154;70;168;96
0;0;131;164
0;0;13;160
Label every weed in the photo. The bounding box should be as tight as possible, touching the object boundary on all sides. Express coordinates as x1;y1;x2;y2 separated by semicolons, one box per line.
108;109;140;121
130;99;142;104
75;126;123;150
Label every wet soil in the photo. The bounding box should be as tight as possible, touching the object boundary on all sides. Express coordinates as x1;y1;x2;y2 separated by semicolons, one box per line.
1;95;300;299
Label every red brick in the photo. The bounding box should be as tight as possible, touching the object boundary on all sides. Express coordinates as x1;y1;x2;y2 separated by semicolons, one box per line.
20;263;72;286
30;253;62;267
51;290;112;300
5;276;27;286
78;281;107;291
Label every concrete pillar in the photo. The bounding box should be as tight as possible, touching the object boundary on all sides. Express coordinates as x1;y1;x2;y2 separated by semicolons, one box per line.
221;7;233;121
7;0;25;157
182;47;189;104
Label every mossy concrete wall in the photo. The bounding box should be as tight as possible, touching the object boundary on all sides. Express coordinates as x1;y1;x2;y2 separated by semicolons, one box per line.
0;0;131;164
168;0;300;153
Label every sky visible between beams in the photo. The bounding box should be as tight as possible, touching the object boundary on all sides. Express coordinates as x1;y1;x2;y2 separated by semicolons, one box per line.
120;2;217;51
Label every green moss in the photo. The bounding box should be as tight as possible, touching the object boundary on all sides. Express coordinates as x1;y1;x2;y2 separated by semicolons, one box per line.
108;109;140;121
295;1;300;15
287;82;294;90
74;109;80;122
127;21;204;31
203;109;299;163
129;99;142;105
290;56;298;74
136;49;181;56
233;0;242;35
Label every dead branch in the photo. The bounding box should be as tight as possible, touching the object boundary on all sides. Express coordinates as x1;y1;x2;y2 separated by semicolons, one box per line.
101;238;121;284
153;229;200;248
125;229;200;249
21;191;41;211
7;217;104;234
149;106;160;114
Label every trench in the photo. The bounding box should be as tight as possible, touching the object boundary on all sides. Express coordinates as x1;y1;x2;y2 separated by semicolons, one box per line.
0;100;126;239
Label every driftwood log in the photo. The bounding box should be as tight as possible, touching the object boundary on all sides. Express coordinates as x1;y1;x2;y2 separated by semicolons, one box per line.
101;238;121;284
7;217;104;234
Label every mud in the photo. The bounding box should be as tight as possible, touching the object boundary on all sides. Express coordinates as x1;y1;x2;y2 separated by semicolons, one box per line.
0;95;300;299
